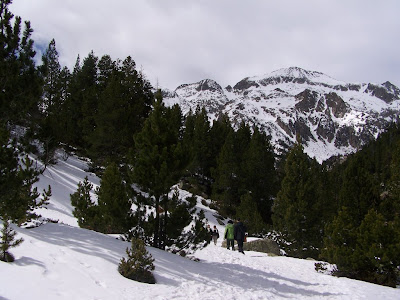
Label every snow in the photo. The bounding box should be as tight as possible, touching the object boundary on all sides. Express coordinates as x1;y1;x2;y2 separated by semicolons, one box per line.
1;155;400;299
163;67;400;163
253;67;347;87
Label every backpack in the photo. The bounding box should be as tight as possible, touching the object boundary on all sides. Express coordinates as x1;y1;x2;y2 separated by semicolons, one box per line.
213;228;219;238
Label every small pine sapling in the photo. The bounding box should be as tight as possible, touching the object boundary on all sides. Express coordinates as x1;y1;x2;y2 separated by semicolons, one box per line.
0;220;24;262
118;238;156;284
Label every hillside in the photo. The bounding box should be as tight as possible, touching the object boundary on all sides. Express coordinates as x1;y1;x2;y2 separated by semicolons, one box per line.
1;153;399;299
163;67;400;161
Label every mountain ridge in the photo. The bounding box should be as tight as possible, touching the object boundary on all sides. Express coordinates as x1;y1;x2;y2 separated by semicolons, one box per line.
163;67;400;162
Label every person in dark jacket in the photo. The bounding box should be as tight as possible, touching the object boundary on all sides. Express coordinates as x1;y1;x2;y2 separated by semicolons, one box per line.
211;225;219;245
234;219;247;254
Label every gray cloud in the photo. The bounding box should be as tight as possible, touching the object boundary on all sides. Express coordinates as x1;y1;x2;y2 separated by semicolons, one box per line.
11;0;400;89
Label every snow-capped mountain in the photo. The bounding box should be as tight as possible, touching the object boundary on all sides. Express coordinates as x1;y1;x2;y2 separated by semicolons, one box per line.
163;67;400;162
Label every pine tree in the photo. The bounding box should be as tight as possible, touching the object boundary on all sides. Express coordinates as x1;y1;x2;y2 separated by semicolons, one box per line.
40;39;61;115
190;107;212;177
380;139;400;220
236;192;265;235
241;127;276;225
338;155;380;224
321;206;358;275
177;209;211;253
323;208;400;287
97;54;116;92
87;56;153;165
209;114;232;173
272;142;321;258
118;237;155;284
0;0;41;125
79;51;99;148
354;209;400;287
0;219;24;262
119;56;153;133
54;66;71;143
164;189;192;245
181;108;219;197
212;129;240;216
62;52;98;148
70;176;98;230
0;123;51;224
131;91;184;249
321;124;400;287
38;39;63;165
96;162;132;233
61;55;84;146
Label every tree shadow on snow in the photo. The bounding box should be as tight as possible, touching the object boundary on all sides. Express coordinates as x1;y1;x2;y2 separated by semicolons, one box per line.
14;256;47;270
20;223;127;265
153;254;342;298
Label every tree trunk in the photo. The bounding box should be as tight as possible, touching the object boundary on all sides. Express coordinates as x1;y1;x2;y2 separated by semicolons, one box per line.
153;195;160;248
161;195;168;250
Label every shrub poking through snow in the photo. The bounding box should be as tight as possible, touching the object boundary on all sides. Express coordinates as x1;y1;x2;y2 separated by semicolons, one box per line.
118;238;156;284
0;220;24;262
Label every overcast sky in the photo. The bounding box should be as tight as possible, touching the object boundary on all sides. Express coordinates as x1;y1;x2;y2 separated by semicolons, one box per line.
10;0;400;90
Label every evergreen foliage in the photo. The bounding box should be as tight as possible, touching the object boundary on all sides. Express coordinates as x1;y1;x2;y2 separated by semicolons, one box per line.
0;0;41;126
193;209;212;246
173;209;211;254
96;162;132;233
322;206;358;274
212;129;239;216
37;39;64;165
118;237;156;284
0;219;24;262
131;91;185;249
355;209;400;287
40;39;62;115
183;107;213;177
70;176;98;230
272;142;322;258
87;56;153;164
71;163;133;234
321;124;400;287
241;127;276;224
208;114;232;174
45;50;153;165
164;189;192;246
0;123;51;224
236;193;265;235
181;111;232;198
212;123;276;228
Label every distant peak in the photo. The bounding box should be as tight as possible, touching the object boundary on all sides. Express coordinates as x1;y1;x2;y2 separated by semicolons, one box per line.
249;67;345;86
175;79;223;94
196;79;222;92
271;67;324;79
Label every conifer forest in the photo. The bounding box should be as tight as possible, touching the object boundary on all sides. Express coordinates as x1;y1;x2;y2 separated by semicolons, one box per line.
1;0;399;287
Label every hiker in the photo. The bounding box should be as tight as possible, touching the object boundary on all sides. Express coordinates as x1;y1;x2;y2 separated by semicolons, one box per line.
234;219;247;254
206;224;213;242
224;220;235;250
212;225;219;245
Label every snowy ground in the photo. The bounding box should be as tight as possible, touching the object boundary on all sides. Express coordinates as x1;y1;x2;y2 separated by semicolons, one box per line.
1;154;399;299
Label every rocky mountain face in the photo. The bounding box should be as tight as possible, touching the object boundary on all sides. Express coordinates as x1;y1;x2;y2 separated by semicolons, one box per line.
163;67;400;162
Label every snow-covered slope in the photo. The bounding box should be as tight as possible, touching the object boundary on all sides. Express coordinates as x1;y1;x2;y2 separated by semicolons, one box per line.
3;222;400;300
163;67;400;162
1;154;399;299
32;150;100;227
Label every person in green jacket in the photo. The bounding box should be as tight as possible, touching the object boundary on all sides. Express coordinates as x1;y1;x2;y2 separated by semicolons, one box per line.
224;220;235;250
